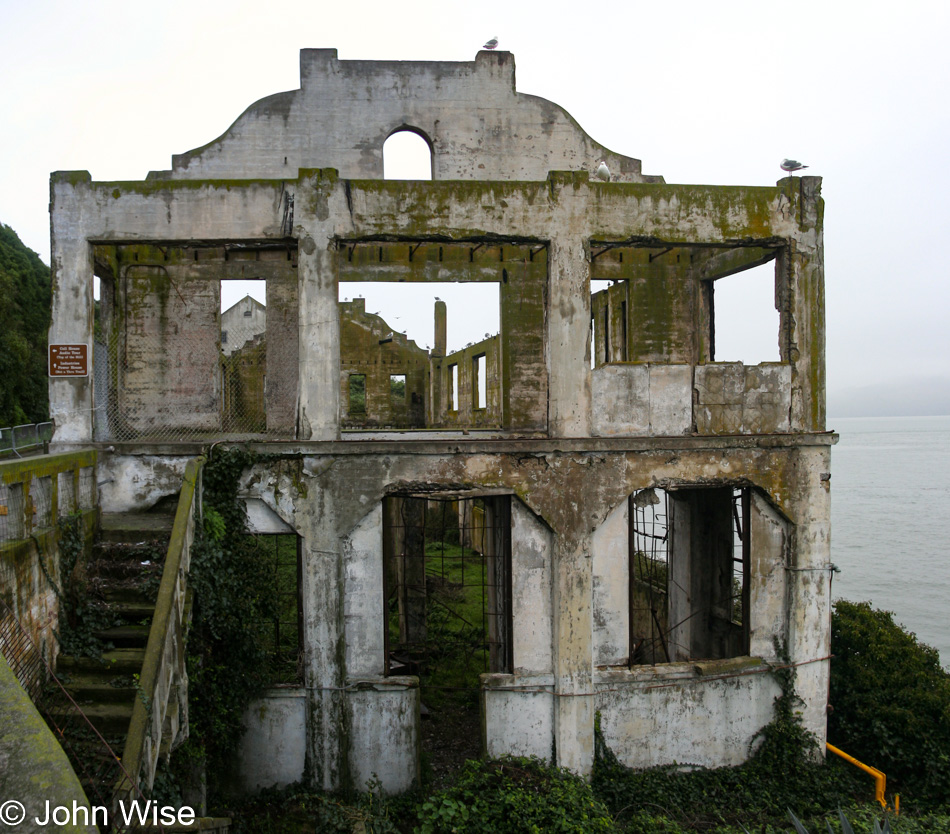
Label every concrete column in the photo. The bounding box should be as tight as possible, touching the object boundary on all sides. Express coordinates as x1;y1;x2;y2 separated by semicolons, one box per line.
547;227;592;437
297;171;341;440
299;496;347;790
49;173;96;444
786;446;833;746
433;300;447;357
551;535;594;775
781;175;825;432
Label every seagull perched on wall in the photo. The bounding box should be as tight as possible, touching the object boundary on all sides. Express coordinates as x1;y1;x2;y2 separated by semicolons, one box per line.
595;160;611;182
781;159;809;174
482;36;499;50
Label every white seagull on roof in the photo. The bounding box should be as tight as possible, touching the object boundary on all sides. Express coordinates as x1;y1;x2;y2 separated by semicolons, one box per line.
595;160;611;182
483;36;499;50
781;158;809;173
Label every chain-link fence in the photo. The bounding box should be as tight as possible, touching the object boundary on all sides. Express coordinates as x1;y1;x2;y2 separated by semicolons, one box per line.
93;323;297;442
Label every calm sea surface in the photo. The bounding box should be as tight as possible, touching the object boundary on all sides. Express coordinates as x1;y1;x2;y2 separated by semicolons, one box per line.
830;415;950;668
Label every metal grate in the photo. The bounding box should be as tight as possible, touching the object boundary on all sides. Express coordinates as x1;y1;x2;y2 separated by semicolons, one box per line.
256;534;302;685
383;496;512;684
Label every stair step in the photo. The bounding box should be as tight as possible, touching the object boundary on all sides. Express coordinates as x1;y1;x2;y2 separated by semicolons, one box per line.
47;701;134;735
111;600;156;621
100;513;175;545
57;648;146;674
94;624;150;647
60;674;138;703
103;587;155;606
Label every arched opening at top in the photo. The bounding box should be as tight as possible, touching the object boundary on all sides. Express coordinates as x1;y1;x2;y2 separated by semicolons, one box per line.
383;129;433;180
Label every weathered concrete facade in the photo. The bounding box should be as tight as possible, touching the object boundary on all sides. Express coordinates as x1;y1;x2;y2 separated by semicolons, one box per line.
49;49;833;793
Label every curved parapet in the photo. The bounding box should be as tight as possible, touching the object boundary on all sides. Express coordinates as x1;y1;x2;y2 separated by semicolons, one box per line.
158;49;663;184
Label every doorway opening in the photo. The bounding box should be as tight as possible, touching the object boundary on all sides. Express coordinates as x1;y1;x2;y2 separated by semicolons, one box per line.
383;494;511;783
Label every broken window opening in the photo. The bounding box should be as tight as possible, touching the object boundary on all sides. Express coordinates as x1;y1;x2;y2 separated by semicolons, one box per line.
628;486;750;666
383;128;433;181
709;261;780;364
390;373;406;419
253;533;303;685
590;278;630;368
349;374;366;415
473;354;487;410
221;280;268;433
448;364;458;412
383;495;512;763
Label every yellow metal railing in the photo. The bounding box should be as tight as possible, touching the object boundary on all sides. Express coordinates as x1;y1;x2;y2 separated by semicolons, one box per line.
826;742;897;812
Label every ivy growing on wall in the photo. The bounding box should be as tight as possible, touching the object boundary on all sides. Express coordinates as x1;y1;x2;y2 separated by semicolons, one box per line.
176;447;278;800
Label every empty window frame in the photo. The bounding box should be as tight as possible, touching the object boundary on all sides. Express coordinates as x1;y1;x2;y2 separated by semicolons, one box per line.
382;495;512;679
448;364;459;411
473;354;487;410
390;374;406;406
383;129;434;180
629;486;750;665
254;534;303;684
349;374;366;415
708;261;780;364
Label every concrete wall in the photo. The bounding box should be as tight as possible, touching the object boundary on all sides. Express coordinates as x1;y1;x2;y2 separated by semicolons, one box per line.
162;50;661;184
595;661;782;770
239;689;307;792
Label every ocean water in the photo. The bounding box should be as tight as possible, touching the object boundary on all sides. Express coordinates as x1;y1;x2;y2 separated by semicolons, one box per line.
830;415;950;668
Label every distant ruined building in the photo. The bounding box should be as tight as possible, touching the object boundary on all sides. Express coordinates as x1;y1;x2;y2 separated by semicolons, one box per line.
45;48;831;794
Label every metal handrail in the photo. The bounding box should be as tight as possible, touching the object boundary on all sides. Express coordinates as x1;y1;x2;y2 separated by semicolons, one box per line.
0;421;54;459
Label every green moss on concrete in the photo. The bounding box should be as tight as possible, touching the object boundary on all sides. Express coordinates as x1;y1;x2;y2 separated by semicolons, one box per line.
0;653;98;832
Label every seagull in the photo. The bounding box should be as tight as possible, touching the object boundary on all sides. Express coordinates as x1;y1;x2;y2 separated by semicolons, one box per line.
595;160;611;182
781;158;809;174
483;36;499;50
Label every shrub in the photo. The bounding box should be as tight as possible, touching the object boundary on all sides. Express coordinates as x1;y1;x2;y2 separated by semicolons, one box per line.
416;756;617;834
829;600;950;805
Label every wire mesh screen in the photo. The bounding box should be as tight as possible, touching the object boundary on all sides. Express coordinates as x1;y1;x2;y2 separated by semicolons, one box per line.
629;486;750;666
0;599;46;702
255;534;302;685
383;496;512;687
92;257;298;442
629;488;671;665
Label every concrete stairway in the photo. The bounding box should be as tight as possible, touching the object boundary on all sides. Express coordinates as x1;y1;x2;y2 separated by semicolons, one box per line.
52;512;174;781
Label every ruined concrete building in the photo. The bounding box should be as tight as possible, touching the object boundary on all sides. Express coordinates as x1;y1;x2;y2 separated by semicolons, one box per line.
48;48;831;793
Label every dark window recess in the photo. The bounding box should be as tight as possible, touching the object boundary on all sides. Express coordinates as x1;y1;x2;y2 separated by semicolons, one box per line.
255;534;302;684
383;495;512;679
629;486;750;665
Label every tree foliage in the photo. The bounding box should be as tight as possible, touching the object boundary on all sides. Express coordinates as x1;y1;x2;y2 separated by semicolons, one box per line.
0;223;51;426
829;600;950;805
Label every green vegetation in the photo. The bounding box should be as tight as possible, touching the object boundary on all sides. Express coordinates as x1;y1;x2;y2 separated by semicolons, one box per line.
225;600;950;833
173;448;279;800
829;600;950;806
0;223;51;426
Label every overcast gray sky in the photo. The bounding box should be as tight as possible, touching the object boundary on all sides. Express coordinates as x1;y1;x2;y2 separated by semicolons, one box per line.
2;0;948;404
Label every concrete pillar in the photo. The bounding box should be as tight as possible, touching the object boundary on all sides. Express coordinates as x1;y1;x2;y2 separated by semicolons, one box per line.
300;498;346;790
49;172;96;444
297;171;341;440
551;535;594;775
546;226;592;436
786;446;833;746
780;175;825;432
433;299;447;357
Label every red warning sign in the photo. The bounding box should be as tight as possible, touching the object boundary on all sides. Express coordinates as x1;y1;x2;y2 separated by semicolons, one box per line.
49;344;89;377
